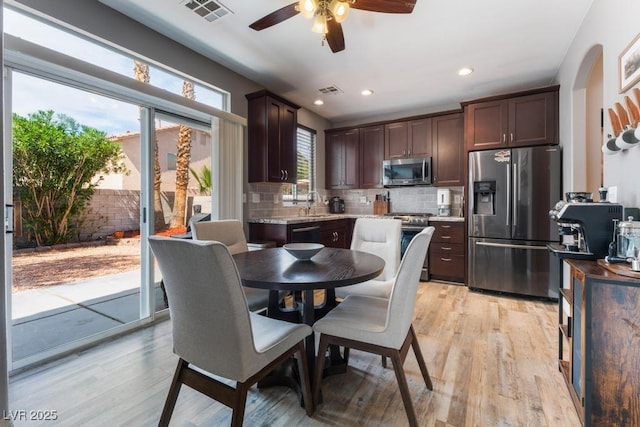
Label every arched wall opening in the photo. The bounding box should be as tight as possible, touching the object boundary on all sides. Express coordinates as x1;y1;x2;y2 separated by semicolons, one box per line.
570;44;603;196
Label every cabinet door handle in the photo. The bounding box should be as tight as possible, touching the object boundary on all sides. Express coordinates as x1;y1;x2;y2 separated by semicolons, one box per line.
284;170;288;180
280;170;284;180
441;247;452;251
441;225;451;228
502;133;506;143
441;236;452;239
510;132;514;143
440;258;452;262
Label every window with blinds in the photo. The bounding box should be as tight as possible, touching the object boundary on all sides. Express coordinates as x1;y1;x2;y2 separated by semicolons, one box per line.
283;126;316;204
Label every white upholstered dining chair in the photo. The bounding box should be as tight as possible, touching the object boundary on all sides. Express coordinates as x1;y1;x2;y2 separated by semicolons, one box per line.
335;217;402;299
192;219;272;312
312;226;435;427
148;236;314;427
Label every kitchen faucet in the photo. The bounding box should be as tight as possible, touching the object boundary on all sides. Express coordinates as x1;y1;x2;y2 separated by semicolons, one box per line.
306;191;321;216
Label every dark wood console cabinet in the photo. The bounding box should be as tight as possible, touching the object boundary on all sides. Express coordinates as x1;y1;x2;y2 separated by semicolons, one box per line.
246;90;299;183
463;86;558;151
560;259;640;426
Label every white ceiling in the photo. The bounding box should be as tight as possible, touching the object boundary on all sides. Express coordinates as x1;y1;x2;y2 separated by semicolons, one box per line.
98;0;594;123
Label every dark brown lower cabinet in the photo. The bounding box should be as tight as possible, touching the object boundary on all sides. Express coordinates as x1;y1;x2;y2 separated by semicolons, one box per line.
561;260;640;426
428;221;465;283
319;219;350;248
248;219;353;249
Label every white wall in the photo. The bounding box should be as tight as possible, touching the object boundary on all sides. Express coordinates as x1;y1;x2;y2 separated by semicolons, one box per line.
556;0;640;207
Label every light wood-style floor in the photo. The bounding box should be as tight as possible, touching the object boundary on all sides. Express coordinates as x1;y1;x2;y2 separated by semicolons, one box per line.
9;282;581;426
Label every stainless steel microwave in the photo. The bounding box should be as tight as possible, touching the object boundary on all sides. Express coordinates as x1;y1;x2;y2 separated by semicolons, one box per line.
383;157;432;187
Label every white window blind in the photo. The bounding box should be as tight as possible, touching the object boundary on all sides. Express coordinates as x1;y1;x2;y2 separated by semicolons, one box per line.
296;126;315;195
283;126;316;203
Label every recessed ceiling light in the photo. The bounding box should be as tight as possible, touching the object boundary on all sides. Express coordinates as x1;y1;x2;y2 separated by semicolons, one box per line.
361;89;374;96
458;67;474;76
313;99;324;106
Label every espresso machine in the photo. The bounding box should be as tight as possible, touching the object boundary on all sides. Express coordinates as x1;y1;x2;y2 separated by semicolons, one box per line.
548;201;624;258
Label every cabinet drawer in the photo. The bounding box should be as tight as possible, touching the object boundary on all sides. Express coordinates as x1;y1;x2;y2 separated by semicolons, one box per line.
430;242;464;256
431;223;464;244
429;254;464;282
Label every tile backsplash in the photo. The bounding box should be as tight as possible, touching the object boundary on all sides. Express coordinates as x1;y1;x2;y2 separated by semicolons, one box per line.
246;183;465;219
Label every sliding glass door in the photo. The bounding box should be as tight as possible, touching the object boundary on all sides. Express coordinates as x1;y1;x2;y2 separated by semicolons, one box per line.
5;69;154;368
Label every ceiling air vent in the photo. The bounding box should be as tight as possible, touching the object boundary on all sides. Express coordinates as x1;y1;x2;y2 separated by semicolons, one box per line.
183;0;232;22
318;85;344;95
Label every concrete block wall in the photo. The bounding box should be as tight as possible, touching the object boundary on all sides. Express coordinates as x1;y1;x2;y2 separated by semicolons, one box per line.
80;189;141;239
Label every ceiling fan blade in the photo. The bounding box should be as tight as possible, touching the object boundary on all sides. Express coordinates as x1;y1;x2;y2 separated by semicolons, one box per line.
249;2;299;31
351;0;417;14
326;18;345;53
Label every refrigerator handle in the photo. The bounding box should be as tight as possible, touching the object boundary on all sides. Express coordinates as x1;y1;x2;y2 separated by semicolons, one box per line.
476;241;549;250
506;163;510;226
512;163;518;229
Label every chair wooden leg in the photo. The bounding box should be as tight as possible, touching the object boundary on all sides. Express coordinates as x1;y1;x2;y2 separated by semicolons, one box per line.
409;325;433;390
158;359;187;427
313;334;330;406
389;350;420;427
231;382;249;427
295;342;315;416
381;355;387;368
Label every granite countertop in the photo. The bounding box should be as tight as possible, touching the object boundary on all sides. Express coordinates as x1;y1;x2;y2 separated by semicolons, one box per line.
248;214;464;225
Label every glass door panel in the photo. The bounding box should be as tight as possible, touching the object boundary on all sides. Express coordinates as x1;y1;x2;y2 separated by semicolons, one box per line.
151;112;213;314
8;71;146;364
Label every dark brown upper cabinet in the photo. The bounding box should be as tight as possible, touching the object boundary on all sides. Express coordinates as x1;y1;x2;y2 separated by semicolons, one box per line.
384;119;432;160
464;86;558;151
246;90;299;183
325;128;360;189
359;125;384;189
432;113;464;186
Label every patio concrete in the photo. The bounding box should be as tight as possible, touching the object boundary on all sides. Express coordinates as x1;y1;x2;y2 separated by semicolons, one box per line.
10;270;167;361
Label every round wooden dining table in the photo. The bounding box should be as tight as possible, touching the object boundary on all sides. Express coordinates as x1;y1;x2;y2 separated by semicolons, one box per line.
233;246;385;384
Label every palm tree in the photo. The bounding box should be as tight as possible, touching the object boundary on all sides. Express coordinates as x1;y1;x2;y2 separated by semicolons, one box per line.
170;80;194;228
190;165;211;196
133;60;165;228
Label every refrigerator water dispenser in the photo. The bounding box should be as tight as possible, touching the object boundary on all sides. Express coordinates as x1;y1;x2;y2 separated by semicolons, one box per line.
473;181;496;215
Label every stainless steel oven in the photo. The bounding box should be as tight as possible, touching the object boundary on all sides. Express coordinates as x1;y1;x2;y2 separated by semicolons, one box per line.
387;213;431;281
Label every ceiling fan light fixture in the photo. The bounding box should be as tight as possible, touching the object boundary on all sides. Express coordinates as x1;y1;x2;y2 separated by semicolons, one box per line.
458;67;474;76
329;0;350;23
313;99;324;105
298;0;318;19
312;13;328;34
361;89;374;96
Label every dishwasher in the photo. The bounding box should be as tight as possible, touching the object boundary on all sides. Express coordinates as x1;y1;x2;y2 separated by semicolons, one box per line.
290;223;321;243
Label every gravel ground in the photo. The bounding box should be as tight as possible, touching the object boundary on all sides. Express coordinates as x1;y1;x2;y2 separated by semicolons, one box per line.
11;239;141;293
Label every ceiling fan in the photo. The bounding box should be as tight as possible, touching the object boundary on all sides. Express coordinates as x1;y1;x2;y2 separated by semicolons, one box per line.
249;0;417;53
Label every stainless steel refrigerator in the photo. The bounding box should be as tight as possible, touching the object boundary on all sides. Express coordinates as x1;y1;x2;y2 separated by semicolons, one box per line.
468;146;561;298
